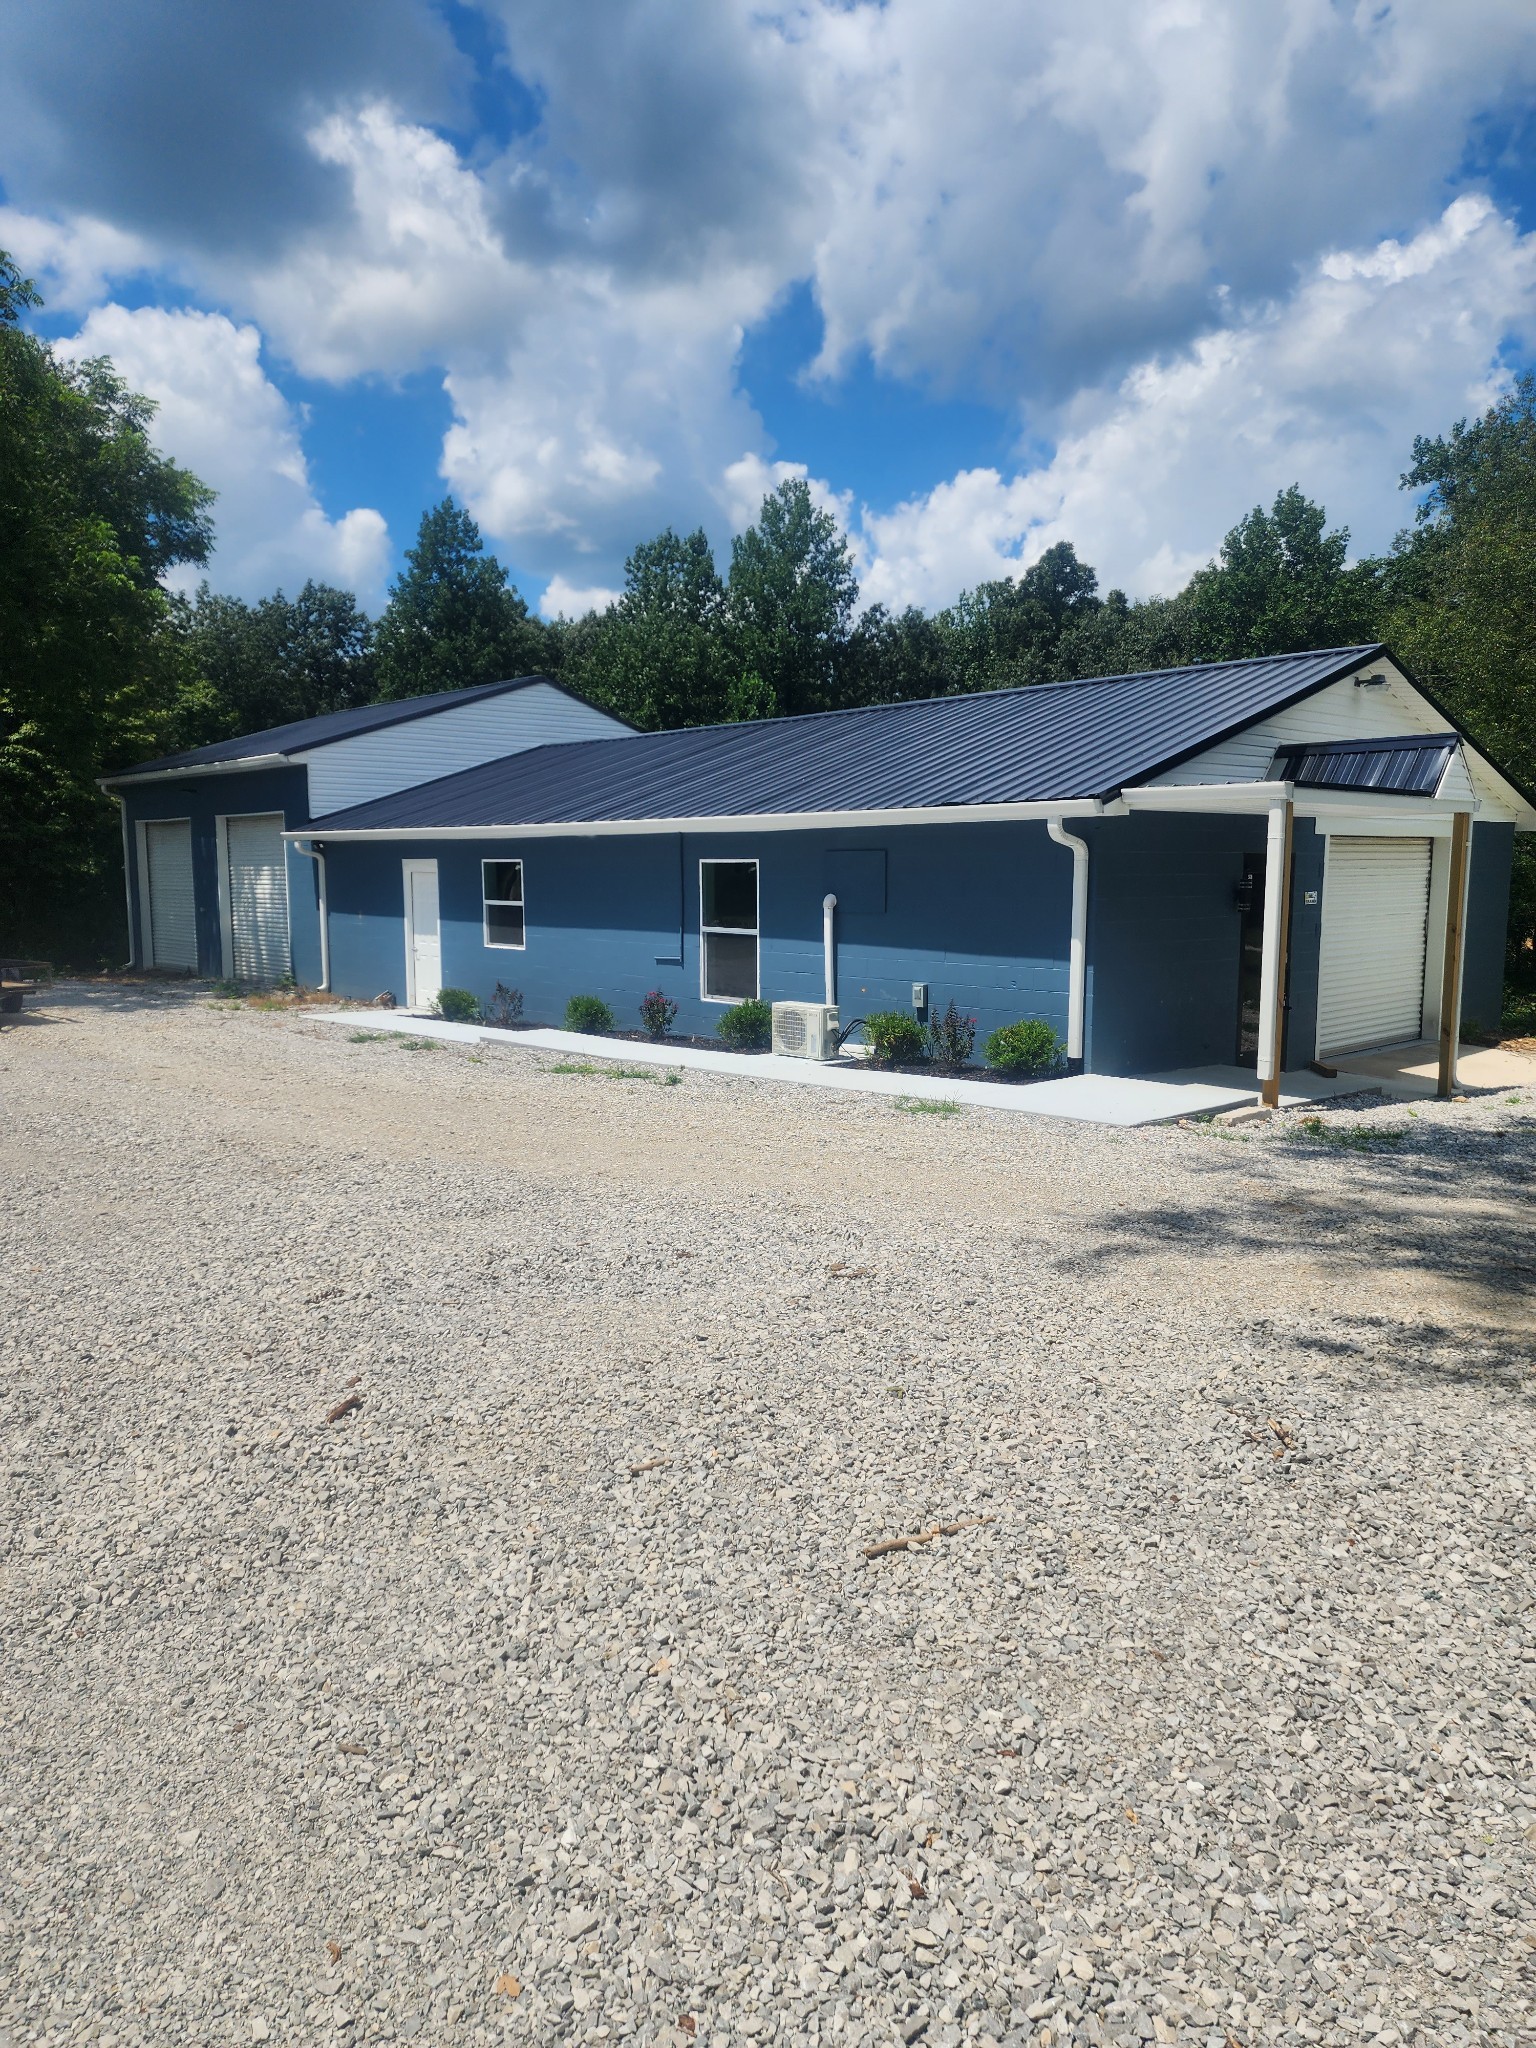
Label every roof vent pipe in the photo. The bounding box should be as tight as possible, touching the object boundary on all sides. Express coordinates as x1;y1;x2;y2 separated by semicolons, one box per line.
1047;818;1089;1067
290;840;330;992
823;894;837;1008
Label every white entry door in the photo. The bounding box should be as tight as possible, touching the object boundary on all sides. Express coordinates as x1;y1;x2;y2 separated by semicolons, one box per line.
142;818;198;969
1316;836;1434;1057
403;859;442;1010
223;813;290;983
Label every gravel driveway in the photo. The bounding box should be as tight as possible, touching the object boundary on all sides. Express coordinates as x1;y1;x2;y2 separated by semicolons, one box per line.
3;982;1534;2048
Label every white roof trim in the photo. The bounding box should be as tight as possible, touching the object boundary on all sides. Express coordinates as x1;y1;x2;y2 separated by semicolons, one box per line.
100;754;291;789
288;798;1110;842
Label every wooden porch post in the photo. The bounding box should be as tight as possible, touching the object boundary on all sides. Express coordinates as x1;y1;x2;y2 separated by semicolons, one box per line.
1259;799;1295;1110
1437;810;1472;1098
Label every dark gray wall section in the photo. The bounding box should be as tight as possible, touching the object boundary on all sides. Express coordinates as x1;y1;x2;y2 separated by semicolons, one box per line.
1284;819;1326;1069
1083;812;1267;1073
1463;822;1514;1035
121;765;316;981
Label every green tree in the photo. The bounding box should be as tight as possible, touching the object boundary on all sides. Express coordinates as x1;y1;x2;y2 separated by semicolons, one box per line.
374;498;549;700
562;528;730;729
0;249;214;962
726;479;859;717
1183;485;1380;660
939;541;1106;692
1380;377;1536;970
842;604;960;705
178;580;375;746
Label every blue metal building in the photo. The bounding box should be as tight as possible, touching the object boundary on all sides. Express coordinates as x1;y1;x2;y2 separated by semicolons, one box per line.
279;645;1533;1085
102;677;632;985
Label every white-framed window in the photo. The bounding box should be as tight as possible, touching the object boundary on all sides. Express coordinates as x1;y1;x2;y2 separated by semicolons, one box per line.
482;858;526;949
699;858;759;1002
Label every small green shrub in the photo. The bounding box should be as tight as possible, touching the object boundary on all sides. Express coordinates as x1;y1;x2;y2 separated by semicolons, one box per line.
925;999;977;1072
639;988;679;1040
863;1010;927;1067
984;1017;1064;1076
432;987;480;1022
565;993;615;1034
716;997;772;1050
483;981;524;1029
209;977;243;999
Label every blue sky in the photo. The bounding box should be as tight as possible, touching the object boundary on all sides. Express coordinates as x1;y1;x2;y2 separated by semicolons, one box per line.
3;2;1535;620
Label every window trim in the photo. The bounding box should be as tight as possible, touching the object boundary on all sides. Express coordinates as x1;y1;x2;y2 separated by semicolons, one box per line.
698;856;759;1004
481;856;526;952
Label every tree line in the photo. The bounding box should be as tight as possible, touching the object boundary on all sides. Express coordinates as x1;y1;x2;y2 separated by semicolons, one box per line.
3;245;1533;975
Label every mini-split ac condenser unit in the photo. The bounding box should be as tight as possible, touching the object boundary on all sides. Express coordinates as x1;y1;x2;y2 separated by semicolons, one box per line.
771;1000;841;1061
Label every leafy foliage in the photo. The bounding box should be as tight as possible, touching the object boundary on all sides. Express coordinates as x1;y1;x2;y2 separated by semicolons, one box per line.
984;1018;1065;1076
715;997;773;1050
725;480;859;718
375;499;551;701
925;999;977;1071
483;981;525;1029
862;1010;927;1066
565;993;615;1034
431;987;480;1022
639;988;679;1040
175;580;376;746
0;250;214;961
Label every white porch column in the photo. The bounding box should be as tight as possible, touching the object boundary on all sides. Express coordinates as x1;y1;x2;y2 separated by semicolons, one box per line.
1257;798;1295;1107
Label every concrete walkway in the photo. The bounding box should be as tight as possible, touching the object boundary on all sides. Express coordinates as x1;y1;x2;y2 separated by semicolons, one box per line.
313;1010;1262;1126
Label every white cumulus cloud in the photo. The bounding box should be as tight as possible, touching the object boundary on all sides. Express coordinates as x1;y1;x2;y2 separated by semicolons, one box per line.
56;304;390;604
854;197;1536;610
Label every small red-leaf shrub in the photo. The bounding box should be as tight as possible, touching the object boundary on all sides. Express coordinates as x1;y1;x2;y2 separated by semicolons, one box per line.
639;989;679;1040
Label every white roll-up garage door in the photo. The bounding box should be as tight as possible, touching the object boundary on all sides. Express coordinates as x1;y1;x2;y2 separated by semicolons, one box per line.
143;819;197;970
1316;836;1433;1057
225;814;290;983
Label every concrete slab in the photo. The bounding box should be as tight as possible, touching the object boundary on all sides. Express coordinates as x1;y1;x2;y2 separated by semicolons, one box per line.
1159;1065;1380;1108
1333;1038;1536;1097
310;1011;1260;1127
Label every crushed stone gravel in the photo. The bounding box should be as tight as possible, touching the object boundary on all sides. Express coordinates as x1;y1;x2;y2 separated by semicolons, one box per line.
2;981;1534;2048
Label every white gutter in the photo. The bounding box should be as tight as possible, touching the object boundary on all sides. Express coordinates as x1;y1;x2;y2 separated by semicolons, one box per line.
282;797;1109;844
822;894;837;1007
289;840;330;992
99;754;290;790
1046;817;1089;1066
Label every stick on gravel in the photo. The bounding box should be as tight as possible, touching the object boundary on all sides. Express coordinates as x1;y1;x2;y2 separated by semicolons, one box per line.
862;1514;994;1559
628;1456;671;1475
324;1393;363;1424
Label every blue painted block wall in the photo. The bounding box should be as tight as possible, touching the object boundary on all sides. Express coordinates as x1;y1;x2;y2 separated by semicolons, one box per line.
321;821;1077;1046
1284;819;1326;1070
120;767;319;982
1081;812;1268;1073
1464;823;1514;1037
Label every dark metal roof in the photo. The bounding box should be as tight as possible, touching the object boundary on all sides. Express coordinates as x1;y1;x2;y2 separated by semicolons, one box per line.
104;675;609;781
1270;733;1457;797
305;644;1386;832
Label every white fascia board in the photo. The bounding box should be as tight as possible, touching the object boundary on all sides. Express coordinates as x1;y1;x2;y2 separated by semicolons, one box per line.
286;798;1108;843
1120;781;1293;813
99;754;290;790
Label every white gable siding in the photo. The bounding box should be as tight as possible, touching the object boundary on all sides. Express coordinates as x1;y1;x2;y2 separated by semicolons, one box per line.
1153;664;1523;822
1435;747;1476;806
300;682;631;817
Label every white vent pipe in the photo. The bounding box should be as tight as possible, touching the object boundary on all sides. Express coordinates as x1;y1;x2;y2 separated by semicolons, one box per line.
1046;817;1089;1063
822;893;837;1007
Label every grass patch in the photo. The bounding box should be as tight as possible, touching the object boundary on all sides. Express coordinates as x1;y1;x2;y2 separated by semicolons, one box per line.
548;1060;682;1085
347;1030;391;1043
209;978;244;999
1286;1115;1408;1152
399;1037;439;1053
895;1096;962;1117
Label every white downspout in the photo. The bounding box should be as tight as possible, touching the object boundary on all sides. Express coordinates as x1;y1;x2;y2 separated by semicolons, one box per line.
117;797;138;968
822;894;837;1008
1047;818;1089;1067
1256;799;1289;1091
291;840;330;992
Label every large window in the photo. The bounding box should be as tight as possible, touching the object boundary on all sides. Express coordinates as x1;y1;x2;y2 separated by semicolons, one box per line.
700;859;759;1002
482;859;525;949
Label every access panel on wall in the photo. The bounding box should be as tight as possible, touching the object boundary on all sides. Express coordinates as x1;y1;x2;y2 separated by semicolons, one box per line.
1315;836;1433;1057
